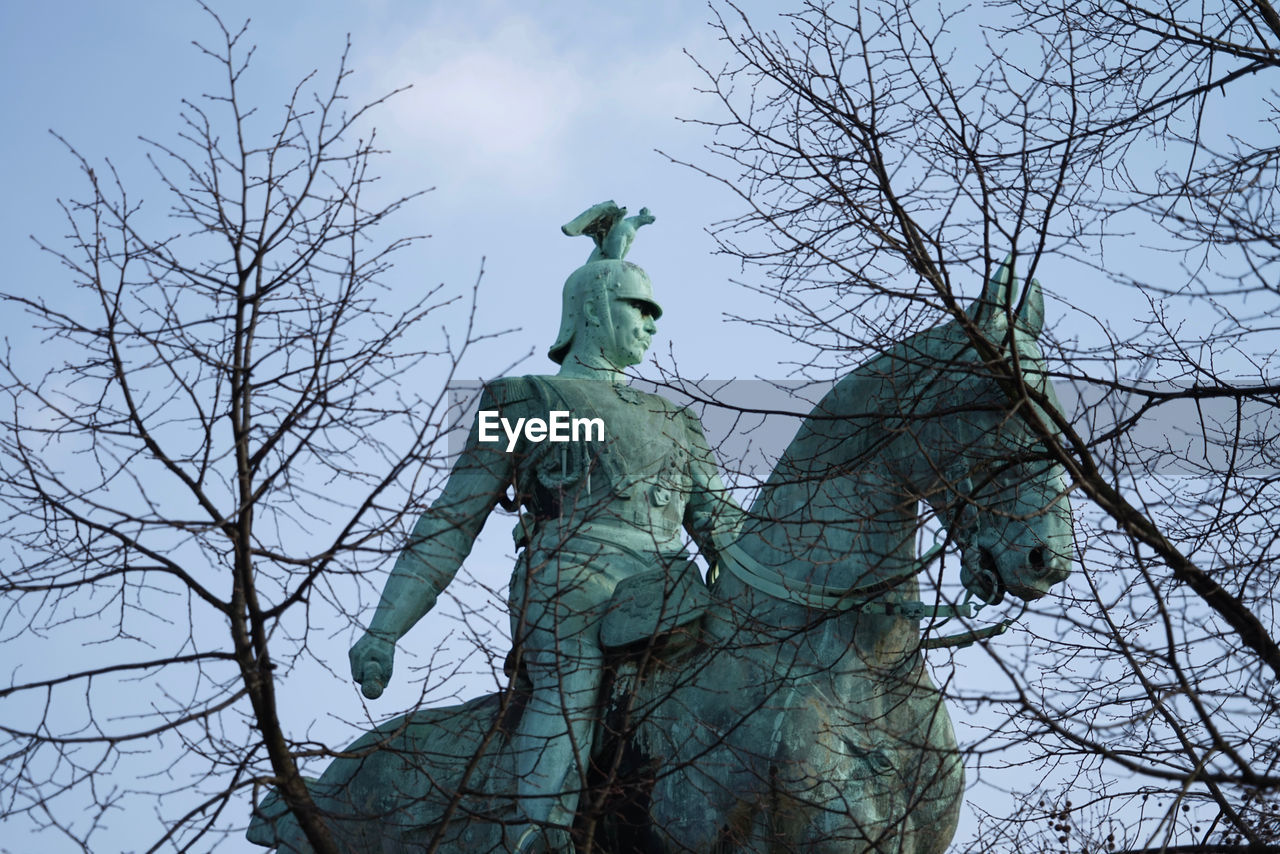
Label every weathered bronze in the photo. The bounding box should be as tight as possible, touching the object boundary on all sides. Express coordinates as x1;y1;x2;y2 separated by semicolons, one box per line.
248;210;1074;853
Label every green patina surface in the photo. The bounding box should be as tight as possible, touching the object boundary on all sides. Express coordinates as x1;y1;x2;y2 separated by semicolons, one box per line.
249;204;1075;854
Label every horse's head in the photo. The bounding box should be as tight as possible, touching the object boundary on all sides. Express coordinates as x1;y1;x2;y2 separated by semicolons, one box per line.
904;260;1074;604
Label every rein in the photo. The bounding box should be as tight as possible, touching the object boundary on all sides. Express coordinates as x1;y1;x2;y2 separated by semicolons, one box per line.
717;541;1017;649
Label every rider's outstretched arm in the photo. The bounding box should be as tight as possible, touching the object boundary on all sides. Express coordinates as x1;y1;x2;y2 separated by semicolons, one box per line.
351;381;521;697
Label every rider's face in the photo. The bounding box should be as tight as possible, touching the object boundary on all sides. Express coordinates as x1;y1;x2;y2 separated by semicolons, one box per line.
604;297;657;367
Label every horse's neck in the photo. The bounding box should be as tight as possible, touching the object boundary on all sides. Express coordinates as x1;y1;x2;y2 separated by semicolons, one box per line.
705;374;929;676
742;428;918;593
708;453;917;658
710;488;921;681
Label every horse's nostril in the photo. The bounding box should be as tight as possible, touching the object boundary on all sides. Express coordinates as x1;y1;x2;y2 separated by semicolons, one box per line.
979;547;998;575
1029;546;1047;575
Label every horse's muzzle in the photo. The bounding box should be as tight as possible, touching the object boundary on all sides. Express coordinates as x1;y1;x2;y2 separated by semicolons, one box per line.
963;535;1072;603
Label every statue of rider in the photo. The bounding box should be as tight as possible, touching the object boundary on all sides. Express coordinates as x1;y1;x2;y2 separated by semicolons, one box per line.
348;202;742;854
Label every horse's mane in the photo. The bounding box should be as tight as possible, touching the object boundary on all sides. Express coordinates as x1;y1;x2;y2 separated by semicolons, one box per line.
754;317;969;512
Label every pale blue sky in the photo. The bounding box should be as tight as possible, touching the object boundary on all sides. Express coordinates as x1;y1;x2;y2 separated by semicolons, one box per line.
1;0;788;388
2;2;1251;852
0;5;802;851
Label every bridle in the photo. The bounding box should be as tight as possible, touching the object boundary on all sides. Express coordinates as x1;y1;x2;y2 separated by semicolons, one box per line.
716;537;1019;650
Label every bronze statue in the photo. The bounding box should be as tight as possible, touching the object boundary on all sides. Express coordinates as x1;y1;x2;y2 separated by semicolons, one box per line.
348;202;742;852
248;211;1075;853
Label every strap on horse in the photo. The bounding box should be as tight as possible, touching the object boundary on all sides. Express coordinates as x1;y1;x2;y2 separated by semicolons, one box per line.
716;540;1017;649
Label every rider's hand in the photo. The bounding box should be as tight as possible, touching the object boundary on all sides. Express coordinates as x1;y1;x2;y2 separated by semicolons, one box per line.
349;632;395;699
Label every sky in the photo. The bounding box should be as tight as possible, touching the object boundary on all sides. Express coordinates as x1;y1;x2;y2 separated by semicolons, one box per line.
0;1;1214;852
0;4;816;851
1;0;790;387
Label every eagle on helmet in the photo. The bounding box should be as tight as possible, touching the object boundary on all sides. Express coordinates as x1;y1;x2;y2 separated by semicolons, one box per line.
549;200;663;365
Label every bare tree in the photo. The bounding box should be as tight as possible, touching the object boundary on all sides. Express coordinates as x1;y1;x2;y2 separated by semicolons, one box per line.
683;1;1280;851
9;2;1277;852
0;8;488;852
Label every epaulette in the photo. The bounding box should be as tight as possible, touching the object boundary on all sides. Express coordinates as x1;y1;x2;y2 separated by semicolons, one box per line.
481;376;537;409
677;403;708;431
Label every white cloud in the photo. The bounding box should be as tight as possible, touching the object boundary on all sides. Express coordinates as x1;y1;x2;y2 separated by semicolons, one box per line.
360;4;712;194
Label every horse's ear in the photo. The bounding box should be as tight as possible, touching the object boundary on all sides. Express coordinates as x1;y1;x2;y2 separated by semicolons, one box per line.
1016;276;1045;338
967;254;1014;324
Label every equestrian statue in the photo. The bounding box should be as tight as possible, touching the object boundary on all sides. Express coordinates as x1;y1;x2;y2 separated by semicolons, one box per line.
248;201;1075;853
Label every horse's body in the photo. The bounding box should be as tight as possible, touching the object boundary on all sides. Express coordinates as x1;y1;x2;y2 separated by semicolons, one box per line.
249;263;1074;853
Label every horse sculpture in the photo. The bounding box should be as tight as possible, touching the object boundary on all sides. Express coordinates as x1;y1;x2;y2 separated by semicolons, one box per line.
249;261;1074;853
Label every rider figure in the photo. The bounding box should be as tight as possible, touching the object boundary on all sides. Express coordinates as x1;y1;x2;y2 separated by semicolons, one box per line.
348;204;742;853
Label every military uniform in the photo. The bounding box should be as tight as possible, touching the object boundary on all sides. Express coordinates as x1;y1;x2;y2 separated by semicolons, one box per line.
397;374;740;834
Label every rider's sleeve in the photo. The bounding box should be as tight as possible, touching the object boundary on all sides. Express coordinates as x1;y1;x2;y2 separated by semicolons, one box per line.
680;407;745;566
369;379;528;639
